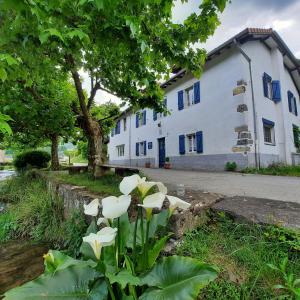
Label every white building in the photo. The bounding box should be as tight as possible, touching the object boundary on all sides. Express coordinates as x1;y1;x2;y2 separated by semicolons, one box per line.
108;28;300;171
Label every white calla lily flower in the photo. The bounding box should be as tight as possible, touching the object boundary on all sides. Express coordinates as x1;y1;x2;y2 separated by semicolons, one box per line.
166;195;191;215
139;192;166;209
119;174;168;198
102;195;131;220
83;198;100;216
83;227;117;259
97;217;109;226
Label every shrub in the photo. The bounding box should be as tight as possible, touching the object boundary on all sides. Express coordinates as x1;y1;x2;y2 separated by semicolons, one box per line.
225;161;237;171
13;150;51;171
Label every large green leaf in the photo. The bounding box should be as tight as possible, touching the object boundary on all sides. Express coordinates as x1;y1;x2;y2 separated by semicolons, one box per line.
4;265;106;300
139;256;218;300
107;269;141;289
44;250;96;275
80;220;98;260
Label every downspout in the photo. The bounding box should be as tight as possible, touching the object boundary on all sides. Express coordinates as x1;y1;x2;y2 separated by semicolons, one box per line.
233;39;260;169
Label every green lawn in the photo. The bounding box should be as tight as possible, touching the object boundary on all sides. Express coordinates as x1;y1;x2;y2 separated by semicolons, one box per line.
177;213;300;299
242;165;300;177
49;172;122;196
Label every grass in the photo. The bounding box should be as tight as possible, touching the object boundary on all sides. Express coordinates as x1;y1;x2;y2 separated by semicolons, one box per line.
177;213;300;299
0;172;88;256
242;164;300;177
50;172;122;196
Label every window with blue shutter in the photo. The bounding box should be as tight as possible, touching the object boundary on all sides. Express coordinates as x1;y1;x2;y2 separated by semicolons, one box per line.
111;128;115;137
196;131;203;153
115;120;121;134
263;73;272;98
163;98;168;116
143;141;147;155
179;135;185;154
136;143;139;156
136;113;139;128
272;80;281;102
178;90;184;110
288;91;298;116
148;142;153;149
194;81;200;104
143;110;146;125
153;110;157;121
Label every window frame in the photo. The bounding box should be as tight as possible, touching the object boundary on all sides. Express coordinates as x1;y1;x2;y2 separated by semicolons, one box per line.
116;144;125;157
186;133;196;153
184;85;194;108
263;124;275;145
139;142;146;156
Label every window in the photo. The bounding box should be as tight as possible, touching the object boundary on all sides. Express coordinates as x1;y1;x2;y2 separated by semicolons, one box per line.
136;111;146;127
139;142;145;156
116;145;125;157
288;91;298;116
123;118;127;131
153;98;167;121
263;73;272;99
262;118;275;145
185;86;194;107
187;133;196;153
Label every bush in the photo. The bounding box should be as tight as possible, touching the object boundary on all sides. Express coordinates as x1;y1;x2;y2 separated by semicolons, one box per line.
13;150;51;171
225;161;237;171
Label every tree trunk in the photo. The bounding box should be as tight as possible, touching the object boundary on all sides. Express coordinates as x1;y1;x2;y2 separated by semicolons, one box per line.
66;54;105;178
51;134;59;171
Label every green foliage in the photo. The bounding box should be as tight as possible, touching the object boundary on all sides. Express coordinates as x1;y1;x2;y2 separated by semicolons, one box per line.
5;175;217;299
177;213;300;299
293;125;300;151
242;164;300;177
0;112;12;135
13;150;51;171
268;257;300;299
51;172;122;196
0;173;88;256
77;141;88;160
225;161;237;171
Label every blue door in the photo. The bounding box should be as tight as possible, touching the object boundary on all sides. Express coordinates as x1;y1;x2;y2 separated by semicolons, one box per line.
158;138;165;168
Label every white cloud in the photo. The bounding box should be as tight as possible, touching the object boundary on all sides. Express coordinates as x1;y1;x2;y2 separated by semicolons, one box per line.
272;19;295;31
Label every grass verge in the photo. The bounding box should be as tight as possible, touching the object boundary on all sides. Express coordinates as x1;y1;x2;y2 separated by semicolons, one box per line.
242;164;300;177
49;171;122;196
0;172;87;256
177;213;300;299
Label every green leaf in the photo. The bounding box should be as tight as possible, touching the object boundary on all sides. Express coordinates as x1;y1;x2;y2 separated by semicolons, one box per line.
140;256;218;300
0;68;7;81
67;29;90;42
107;269;141;289
149;210;169;238
4;265;105;300
40;28;64;44
94;0;104;10
148;234;172;269
44;250;96;275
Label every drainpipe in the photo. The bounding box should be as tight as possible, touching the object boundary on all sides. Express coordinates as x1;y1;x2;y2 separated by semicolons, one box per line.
233;39;260;169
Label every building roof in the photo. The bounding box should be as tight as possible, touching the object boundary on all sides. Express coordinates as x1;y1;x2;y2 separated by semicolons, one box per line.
161;28;300;91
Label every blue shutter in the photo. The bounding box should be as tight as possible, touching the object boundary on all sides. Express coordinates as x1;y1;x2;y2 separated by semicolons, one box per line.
143;110;146;125
116;120;120;134
144;141;147;155
196;131;203;153
148;142;152;149
136;143;139;156
153;110;157;121
262;118;275;127
178;90;184;110
272;80;281;102
263;73;271;97
179;135;185;154
288;91;293;112
136;113;139;128
294;98;298;116
194;81;200;104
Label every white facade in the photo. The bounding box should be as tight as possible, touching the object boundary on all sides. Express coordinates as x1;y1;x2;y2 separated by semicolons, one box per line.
108;28;300;170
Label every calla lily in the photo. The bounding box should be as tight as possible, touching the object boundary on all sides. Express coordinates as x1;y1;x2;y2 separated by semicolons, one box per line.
43;252;54;264
102;195;131;220
166;195;191;215
139;192;166;220
119;174;168;198
83;227;117;259
97;217;109;226
83;198;99;216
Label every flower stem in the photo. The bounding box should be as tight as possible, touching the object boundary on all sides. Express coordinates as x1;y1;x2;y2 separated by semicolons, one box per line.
132;212;139;264
144;219;150;269
139;207;144;246
117;217;121;267
106;279;116;300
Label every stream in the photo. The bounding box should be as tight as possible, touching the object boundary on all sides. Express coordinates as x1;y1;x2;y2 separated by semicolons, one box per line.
0;170;48;295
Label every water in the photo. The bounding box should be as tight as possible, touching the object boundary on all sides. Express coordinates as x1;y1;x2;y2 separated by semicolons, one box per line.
0;170;15;181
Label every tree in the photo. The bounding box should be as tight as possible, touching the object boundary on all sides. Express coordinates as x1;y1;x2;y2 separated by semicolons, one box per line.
0;74;76;170
0;0;229;177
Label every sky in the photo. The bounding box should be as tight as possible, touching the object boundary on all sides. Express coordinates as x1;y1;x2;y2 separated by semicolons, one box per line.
84;0;300;105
